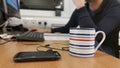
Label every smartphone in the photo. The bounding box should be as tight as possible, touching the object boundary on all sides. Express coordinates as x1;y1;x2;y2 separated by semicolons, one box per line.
13;50;61;62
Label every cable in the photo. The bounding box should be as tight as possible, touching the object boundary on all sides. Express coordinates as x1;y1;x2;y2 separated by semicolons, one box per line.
23;41;69;51
0;39;12;45
36;44;69;52
0;34;15;45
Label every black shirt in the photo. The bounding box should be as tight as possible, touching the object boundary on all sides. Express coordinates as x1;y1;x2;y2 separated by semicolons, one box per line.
52;0;120;57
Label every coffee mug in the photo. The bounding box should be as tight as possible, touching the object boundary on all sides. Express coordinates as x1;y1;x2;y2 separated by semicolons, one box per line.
69;27;106;57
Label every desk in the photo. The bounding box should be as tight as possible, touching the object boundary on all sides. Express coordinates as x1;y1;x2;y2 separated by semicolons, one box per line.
0;40;120;68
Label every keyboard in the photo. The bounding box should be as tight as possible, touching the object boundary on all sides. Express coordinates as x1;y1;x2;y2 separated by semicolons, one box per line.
14;31;44;42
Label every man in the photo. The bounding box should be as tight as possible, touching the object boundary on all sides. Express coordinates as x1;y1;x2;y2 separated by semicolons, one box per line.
31;0;120;58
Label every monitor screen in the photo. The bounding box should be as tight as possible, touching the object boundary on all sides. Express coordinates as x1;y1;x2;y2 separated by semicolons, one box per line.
6;0;21;18
6;0;19;11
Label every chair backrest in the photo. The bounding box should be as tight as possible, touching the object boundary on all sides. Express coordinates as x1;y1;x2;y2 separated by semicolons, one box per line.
119;39;120;59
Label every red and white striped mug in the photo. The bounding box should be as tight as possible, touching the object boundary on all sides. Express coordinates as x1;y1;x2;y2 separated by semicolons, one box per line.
69;27;106;57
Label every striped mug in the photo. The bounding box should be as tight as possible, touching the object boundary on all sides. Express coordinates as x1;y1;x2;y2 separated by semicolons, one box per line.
69;28;106;57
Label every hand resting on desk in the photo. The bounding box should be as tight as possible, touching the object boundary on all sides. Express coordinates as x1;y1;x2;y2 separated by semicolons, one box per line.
29;28;51;33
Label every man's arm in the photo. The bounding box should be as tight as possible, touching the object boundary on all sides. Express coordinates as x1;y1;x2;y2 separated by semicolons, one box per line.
51;9;79;33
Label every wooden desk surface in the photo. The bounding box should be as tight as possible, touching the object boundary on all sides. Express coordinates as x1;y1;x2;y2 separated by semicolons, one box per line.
0;40;120;68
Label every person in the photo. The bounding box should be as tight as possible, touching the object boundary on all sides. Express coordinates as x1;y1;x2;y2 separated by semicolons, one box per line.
30;0;120;58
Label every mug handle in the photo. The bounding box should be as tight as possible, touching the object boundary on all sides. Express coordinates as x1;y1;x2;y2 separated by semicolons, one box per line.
94;31;106;52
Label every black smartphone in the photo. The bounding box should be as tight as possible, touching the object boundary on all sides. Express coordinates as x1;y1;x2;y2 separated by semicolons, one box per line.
13;50;61;62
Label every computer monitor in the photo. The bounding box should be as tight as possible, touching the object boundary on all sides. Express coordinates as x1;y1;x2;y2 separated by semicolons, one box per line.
0;0;20;25
0;0;21;33
6;0;21;18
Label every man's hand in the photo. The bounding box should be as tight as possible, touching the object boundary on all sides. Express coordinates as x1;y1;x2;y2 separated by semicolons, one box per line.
29;28;51;33
72;0;86;9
